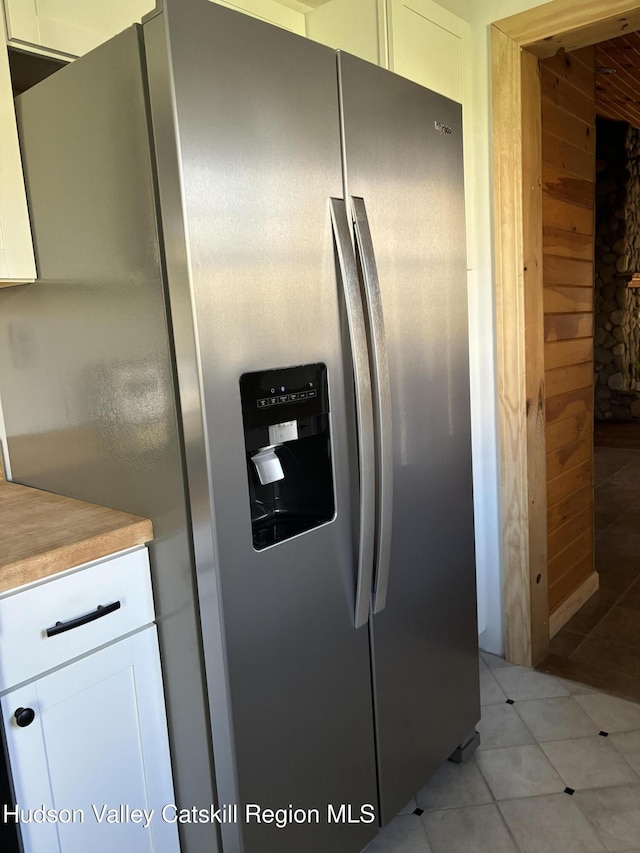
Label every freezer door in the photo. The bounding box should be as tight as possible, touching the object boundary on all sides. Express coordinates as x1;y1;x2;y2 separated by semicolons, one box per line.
145;4;377;851
338;52;480;822
5;28;216;853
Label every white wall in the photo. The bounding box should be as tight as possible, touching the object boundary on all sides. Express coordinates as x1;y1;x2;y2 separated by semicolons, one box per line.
430;0;556;655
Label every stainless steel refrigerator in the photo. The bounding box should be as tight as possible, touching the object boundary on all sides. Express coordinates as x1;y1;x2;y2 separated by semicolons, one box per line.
0;1;479;851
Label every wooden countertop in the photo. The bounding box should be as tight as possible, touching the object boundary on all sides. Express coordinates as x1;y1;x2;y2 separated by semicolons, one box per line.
0;480;153;594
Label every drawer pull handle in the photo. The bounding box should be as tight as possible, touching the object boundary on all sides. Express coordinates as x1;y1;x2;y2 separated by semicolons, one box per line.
14;707;35;727
46;601;122;637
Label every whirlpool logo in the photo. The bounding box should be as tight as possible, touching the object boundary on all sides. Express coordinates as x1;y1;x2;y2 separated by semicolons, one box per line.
434;121;453;135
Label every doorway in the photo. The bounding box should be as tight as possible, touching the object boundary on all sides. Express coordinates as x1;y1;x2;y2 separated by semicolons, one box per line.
491;1;640;668
540;45;640;694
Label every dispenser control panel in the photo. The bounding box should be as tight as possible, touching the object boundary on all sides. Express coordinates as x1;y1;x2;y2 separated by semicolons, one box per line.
240;363;328;435
257;389;317;408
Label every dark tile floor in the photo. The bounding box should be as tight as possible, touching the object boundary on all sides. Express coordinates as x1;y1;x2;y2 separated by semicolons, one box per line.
538;422;640;701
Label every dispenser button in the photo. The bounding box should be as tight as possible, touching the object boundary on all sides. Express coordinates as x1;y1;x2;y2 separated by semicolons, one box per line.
278;395;289;404
257;399;268;408
268;420;298;444
298;391;307;400
307;390;317;398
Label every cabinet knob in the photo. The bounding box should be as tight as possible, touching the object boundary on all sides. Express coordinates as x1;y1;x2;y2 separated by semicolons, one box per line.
14;707;35;728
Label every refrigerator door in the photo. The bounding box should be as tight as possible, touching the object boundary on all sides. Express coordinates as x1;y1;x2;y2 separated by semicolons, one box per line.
338;52;480;822
145;4;377;851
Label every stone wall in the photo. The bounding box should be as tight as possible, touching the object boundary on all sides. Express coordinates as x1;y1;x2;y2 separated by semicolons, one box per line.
594;117;640;420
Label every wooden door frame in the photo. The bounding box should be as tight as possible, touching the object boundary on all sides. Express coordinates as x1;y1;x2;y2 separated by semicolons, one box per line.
491;1;640;666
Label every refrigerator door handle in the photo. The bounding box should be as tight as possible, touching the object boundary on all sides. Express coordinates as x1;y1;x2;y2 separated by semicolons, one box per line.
351;196;393;614
330;197;375;630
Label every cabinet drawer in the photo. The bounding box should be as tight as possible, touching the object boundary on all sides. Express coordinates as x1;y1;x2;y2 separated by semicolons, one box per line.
0;548;154;690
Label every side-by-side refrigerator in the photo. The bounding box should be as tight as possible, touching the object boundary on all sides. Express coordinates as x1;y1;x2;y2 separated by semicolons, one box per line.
0;1;480;851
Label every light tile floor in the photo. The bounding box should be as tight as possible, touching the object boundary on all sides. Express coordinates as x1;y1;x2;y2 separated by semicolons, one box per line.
364;651;640;853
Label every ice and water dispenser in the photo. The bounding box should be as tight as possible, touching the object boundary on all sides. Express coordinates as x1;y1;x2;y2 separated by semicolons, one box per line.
240;363;335;550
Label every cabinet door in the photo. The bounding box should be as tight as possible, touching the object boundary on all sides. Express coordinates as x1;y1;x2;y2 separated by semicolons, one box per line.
386;0;470;103
386;0;478;269
216;0;305;34
3;0;304;58
1;629;179;853
303;0;383;61
3;0;154;58
0;6;36;283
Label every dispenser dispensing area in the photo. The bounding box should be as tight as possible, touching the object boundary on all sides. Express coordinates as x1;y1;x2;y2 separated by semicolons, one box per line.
240;364;335;550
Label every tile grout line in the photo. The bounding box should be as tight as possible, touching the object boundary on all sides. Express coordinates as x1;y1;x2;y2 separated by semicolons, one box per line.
601;729;640;783
483;698;640;852
593;452;640;505
567;588;626;658
597;493;640;535
458;754;525;853
565;467;640;664
414;806;433;851
447;658;640;853
566;575;640;672
508;695;547;751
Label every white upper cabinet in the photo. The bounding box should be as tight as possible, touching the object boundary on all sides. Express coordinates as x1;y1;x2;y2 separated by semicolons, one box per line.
305;0;385;66
385;0;476;265
302;0;471;102
386;0;470;103
0;1;35;284
217;0;305;34
2;0;306;59
3;0;155;59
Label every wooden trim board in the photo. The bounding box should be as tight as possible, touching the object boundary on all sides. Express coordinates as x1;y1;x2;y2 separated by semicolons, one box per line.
495;1;640;58
522;48;550;666
491;25;532;666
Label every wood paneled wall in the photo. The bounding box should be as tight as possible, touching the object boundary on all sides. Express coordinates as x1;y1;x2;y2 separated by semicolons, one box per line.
541;47;596;625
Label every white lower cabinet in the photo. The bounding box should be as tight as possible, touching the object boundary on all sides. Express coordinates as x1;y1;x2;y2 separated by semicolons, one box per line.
0;549;180;853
